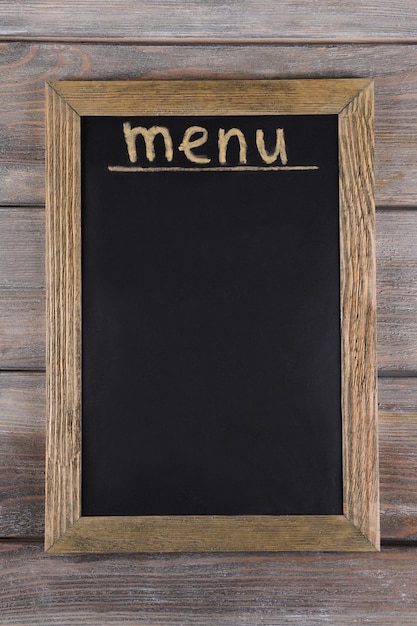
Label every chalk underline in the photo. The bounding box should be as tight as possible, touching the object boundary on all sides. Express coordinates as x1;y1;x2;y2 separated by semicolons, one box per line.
108;165;319;173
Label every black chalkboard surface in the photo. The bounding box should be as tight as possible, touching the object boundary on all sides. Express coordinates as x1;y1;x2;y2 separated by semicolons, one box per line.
81;114;342;517
45;79;379;553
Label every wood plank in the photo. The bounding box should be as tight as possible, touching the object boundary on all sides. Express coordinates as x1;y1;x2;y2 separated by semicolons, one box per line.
1;1;417;42
0;372;45;538
0;208;44;289
0;289;45;369
379;378;417;541
1;543;417;624
1;373;417;542
2;42;417;205
0;207;45;368
376;211;417;372
1;207;416;371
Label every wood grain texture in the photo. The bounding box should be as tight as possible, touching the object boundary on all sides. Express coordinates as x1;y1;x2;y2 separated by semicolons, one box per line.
0;0;415;616
1;1;417;42
51;77;371;115
0;208;44;289
377;211;417;371
1;375;417;541
2;544;417;624
379;378;417;541
0;372;45;538
45;84;81;550
2;42;417;205
0;290;45;369
48;516;376;554
339;81;379;547
0;207;45;369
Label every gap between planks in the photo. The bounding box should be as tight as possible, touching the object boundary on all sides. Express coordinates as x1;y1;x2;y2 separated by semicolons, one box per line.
2;36;417;45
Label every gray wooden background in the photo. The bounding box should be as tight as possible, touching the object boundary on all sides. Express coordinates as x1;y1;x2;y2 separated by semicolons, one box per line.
1;2;417;623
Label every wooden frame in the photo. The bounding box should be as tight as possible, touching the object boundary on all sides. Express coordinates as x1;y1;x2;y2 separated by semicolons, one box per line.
45;79;379;553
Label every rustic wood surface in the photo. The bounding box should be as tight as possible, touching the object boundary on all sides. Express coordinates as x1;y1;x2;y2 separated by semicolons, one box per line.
49;515;378;554
1;373;416;542
1;1;417;42
45;85;81;551
338;81;379;547
50;77;372;115
1;0;417;617
0;372;45;538
377;210;417;372
0;207;45;369
2;544;417;625
379;379;417;542
2;43;417;205
338;81;380;548
2;207;415;371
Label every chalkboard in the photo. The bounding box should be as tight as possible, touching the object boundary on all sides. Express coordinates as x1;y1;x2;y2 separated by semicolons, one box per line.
45;79;380;552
